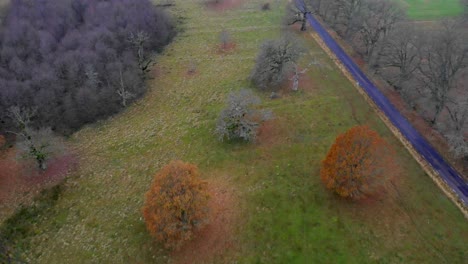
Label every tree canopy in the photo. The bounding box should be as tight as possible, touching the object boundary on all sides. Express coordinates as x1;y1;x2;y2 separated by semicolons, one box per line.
0;0;174;135
321;126;398;199
142;161;210;250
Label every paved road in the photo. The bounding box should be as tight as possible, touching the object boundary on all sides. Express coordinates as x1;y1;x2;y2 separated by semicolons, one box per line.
294;0;468;206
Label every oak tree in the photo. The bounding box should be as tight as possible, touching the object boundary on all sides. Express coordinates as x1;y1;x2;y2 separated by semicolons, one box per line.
142;161;210;250
216;89;272;142
320;126;397;199
250;36;302;90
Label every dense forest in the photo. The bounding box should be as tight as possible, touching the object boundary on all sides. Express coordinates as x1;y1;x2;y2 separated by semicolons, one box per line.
0;0;174;135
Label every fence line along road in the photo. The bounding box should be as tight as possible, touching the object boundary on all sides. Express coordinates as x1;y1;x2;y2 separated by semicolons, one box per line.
294;0;468;218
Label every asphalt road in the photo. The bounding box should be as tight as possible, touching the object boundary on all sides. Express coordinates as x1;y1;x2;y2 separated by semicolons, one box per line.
294;0;468;206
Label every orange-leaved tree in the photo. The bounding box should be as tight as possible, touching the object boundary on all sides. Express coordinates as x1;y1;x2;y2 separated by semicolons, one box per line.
320;125;397;199
142;160;210;250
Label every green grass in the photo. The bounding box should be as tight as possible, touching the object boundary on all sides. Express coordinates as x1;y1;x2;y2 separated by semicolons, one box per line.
398;0;463;20
1;0;467;263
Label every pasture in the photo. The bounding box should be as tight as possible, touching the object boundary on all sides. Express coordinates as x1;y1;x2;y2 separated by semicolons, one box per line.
1;0;467;263
398;0;463;19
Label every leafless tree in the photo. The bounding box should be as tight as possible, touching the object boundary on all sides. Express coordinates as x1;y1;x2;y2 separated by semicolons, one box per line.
446;97;468;134
447;133;468;159
379;25;421;90
129;31;152;73
335;0;368;39
16;127;65;170
289;63;308;91
306;0;339;27
250;36;302;90
116;67;135;107
85;65;100;89
358;0;406;67
444;98;468;159
7;106;37;131
418;21;468;125
215;89;273;142
285;2;310;31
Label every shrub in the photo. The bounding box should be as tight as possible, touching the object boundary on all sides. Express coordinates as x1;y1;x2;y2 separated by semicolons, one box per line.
250;36;302;90
142;161;210;250
216;89;272;142
0;0;174;135
320;126;397;199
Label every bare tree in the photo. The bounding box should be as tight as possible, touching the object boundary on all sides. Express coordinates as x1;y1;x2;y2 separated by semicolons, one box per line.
16;127;64;170
290;63;307;91
306;0;338;26
250;36;302;90
215;89;272;142
129;31;152;73
285;2;310;31
447;133;468;159
336;0;367;39
437;97;468;160
7;107;64;170
380;25;421;90
418;22;468;125
358;0;406;67
462;0;468;21
446;98;468;134
85;65;100;89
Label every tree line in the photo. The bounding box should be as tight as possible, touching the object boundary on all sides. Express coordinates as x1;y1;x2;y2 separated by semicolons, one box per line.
0;0;174;136
306;0;468;160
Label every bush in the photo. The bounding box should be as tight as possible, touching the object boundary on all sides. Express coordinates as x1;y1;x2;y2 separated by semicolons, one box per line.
142;161;210;250
0;0;174;135
216;89;272;142
320;126;397;199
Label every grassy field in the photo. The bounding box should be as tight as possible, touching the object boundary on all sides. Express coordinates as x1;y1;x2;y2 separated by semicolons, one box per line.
398;0;463;19
1;0;467;263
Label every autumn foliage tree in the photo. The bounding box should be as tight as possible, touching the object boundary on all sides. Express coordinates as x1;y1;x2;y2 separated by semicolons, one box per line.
142;161;210;250
320;126;397;199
